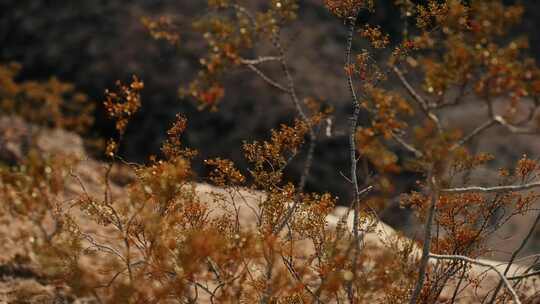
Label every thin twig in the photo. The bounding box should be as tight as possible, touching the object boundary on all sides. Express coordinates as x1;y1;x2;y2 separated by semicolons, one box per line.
81;233;125;262
240;56;282;65
450;264;468;303
271;29;317;235
392;133;423;158
272;33;316;193
428;253;522;304
507;270;540;281
451;119;497;150
281;255;319;302
487;210;540;303
493;115;539;135
231;4;256;27
483;95;539;135
244;64;290;93
260;248;274;304
442;181;540;194
432;80;469;109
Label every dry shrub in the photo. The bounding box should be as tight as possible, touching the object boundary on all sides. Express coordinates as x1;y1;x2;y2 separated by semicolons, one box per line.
1;0;540;303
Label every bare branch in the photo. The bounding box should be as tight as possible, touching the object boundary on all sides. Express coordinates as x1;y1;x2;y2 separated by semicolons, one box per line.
271;28;318;235
493;115;539;135
487;210;540;303
81;233;125;262
344;14;363;303
409;171;439;304
239;56;282;65
393;66;443;133
507;270;540;281
392;133;423;158
452;96;539;150
281;255;319;302
230;4;256;28
244;64;290;93
482;94;539;134
431;80;469;109
272;33;317;194
451;119;497;150
442;181;540;194
450;265;468;304
428;253;522;304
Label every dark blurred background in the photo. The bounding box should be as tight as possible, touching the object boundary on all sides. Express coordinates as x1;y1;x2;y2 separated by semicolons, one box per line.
1;0;539;207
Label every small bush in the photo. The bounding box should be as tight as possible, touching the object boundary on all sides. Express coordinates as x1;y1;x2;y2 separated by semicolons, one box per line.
1;0;540;303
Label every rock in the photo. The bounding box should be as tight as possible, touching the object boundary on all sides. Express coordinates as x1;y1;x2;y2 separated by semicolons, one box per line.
0;115;86;164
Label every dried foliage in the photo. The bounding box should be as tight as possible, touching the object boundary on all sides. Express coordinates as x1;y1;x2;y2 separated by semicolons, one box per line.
2;0;540;303
0;63;94;134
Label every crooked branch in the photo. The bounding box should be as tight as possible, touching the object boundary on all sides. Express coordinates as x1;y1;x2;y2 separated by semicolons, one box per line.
243;63;289;93
428;253;522;304
487;210;540;303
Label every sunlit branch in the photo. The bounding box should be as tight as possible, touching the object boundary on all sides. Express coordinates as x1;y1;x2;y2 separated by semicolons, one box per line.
240;56;282;65
442;181;540;194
